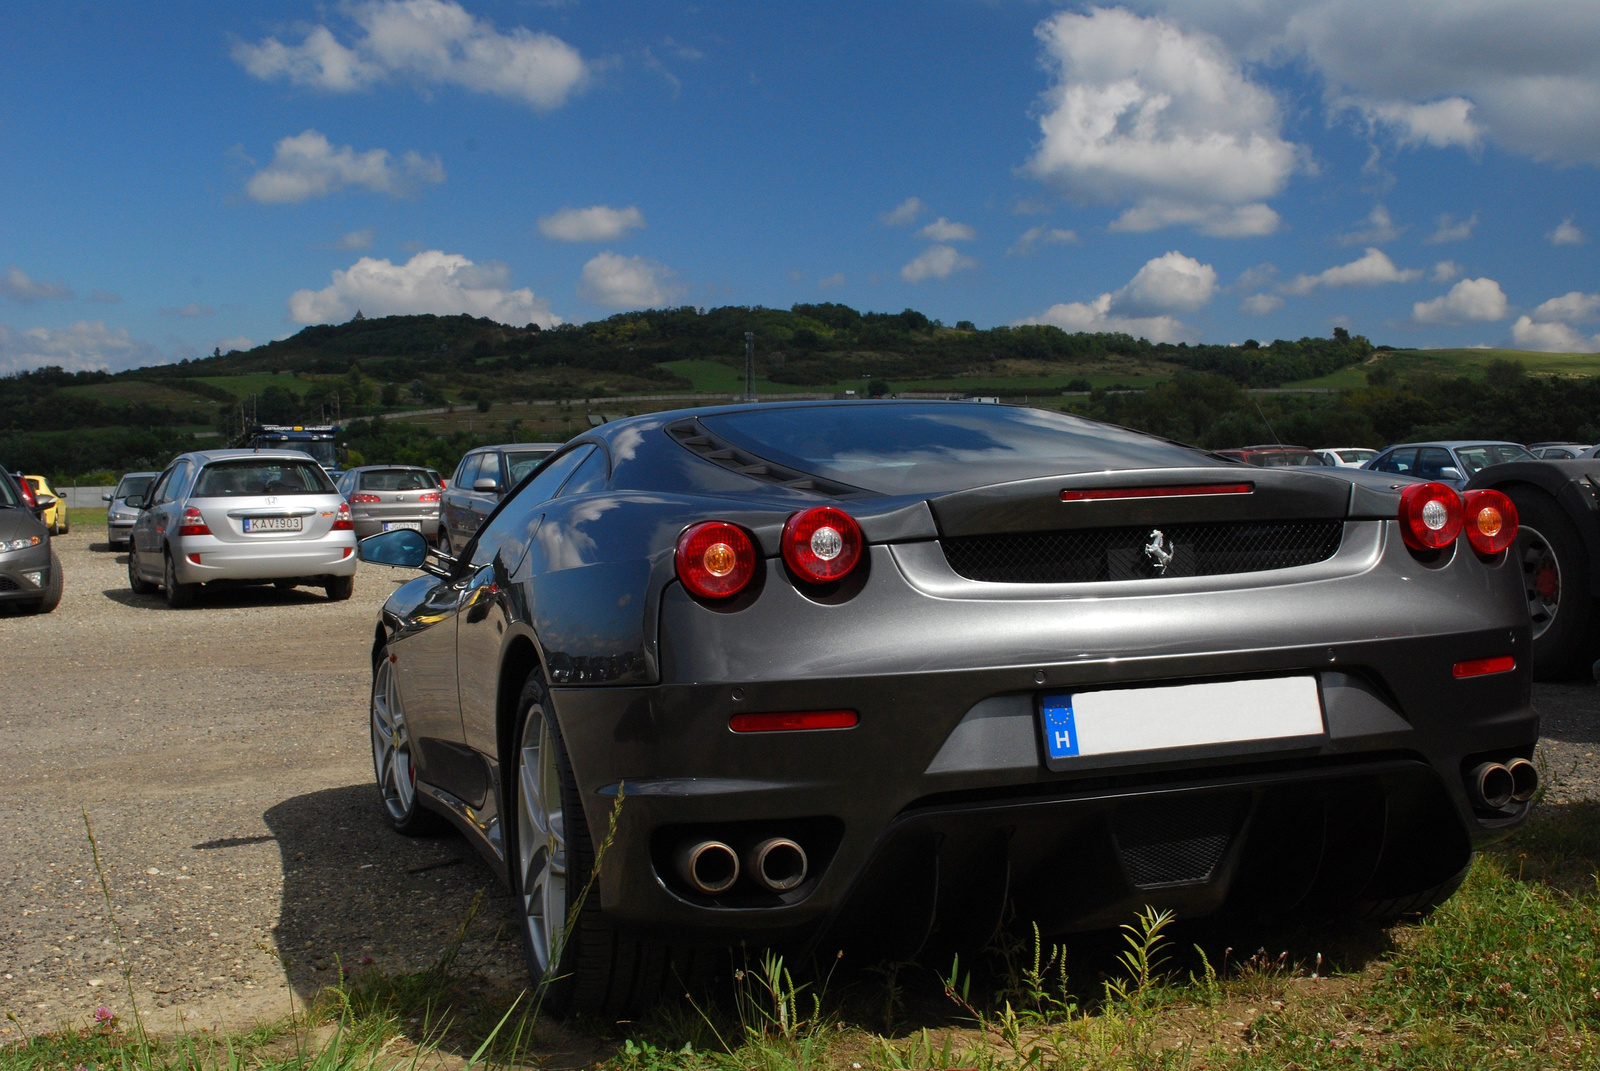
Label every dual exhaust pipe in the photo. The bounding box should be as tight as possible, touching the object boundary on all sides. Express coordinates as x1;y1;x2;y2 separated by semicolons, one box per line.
674;836;809;895
1468;758;1538;810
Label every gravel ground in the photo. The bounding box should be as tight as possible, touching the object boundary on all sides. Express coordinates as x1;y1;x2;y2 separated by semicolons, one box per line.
1;529;1597;1041
0;530;520;1039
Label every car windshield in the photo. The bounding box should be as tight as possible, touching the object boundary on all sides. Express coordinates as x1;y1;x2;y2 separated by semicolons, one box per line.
192;459;335;497
506;450;555;484
1336;450;1376;463
358;468;432;491
115;475;154;499
1454;444;1535;475
700;403;1207;494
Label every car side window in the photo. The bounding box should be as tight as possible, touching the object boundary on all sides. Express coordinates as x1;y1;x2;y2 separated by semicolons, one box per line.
151;465;180;505
1373;448;1416;476
1415;447;1454;480
465;446;595;571
557;447;609;497
464;453;490;489
453;454;478;487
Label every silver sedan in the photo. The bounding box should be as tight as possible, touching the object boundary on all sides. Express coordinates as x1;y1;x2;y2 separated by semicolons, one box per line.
127;449;357;608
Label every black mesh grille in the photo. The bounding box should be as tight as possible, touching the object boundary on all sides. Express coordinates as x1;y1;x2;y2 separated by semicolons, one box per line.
1113;796;1244;888
0;576;17;592
941;520;1342;583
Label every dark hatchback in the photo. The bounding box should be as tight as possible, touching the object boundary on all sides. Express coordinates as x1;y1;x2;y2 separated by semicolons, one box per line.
0;469;62;614
358;401;1536;1014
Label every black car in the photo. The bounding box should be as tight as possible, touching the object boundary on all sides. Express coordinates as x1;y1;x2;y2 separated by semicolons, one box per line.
439;443;561;556
358;401;1535;1015
0;469;62;614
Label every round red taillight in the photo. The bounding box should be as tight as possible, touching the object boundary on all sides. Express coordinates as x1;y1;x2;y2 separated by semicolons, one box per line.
782;506;863;584
675;521;757;599
1462;488;1519;555
1397;481;1463;551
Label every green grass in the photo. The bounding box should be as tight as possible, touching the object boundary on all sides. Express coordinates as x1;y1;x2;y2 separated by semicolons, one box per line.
659;359;1170;397
195;373;317;398
57;381;216;410
657;359;826;395
1285;347;1600;389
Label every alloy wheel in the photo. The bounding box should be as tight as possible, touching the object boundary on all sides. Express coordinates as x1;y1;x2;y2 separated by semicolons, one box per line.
370;657;416;820
1520;525;1560;640
517;706;567;975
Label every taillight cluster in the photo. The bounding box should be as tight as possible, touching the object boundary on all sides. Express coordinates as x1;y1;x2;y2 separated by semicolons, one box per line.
418;491;441;503
178;507;211;537
675;507;865;600
1397;482;1518;555
332;502;354;531
350;493;382;504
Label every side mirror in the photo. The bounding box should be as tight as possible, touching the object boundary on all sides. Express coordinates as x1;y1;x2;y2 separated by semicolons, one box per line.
1439;466;1464;481
472;477;500;493
125;494;147;509
34;493;58;511
101;493;112;502
359;528;429;568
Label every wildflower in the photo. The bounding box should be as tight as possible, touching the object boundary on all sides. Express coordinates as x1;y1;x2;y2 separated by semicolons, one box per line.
93;1006;114;1025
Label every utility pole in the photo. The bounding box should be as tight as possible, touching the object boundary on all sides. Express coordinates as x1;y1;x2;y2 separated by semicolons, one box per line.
743;331;755;402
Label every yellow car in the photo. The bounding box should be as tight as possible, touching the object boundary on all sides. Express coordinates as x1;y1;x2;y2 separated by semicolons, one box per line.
24;475;69;534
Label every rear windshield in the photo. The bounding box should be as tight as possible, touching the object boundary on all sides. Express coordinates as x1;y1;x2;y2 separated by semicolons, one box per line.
358;468;432;491
699;403;1208;494
116;475;155;499
1454;444;1534;475
192;459;335;497
1336;450;1375;463
1250;451;1326;467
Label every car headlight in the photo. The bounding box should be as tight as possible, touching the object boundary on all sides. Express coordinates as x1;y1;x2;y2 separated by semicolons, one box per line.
3;536;41;552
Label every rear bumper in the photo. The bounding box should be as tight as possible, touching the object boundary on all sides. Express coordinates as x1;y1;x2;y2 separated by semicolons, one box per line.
352;516;440;540
544;524;1534;946
171;531;358;582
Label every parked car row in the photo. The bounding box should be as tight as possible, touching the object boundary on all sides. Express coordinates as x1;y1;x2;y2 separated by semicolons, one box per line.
349;399;1537;1015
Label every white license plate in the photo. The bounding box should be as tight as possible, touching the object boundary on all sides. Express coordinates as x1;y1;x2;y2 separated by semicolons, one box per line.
243;516;303;533
383;522;422;532
1040;676;1323;762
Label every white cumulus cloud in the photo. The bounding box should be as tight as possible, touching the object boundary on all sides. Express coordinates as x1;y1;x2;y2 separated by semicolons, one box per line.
1242;293;1284;315
538;205;646;242
1017;250;1216;343
916;217;976;242
1512;317;1600;353
288;250;560;326
334;228;375;251
1549;218;1585;245
879;197;924;226
1;266;73;304
1412;277;1508;324
1352;97;1481;149
901;245;978;283
578;252;685;309
1285;248;1421;295
1531;291;1600;324
245;130;444;204
0;321;161;374
1025;7;1300;236
1432;260;1462;283
233;0;588;110
1337;205;1404;246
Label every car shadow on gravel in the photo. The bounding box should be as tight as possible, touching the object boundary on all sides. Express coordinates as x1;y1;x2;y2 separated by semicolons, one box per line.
261;784;522;1004
101;585;339;609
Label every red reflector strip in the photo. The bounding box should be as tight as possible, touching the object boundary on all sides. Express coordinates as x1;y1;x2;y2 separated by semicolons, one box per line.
729;710;858;733
1059;482;1254;502
1453;655;1516;678
187;553;201;565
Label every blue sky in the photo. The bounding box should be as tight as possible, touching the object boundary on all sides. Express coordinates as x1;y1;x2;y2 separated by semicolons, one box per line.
2;0;1598;373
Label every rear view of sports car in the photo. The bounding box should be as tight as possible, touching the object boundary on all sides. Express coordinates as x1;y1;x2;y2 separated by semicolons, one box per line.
358;401;1536;1015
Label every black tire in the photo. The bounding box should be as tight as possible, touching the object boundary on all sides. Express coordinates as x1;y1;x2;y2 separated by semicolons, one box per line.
30;548;63;613
274;578;297;590
326;575;355;601
1506;488;1596;679
370;645;443;835
163;551;197;609
508;671;689;1017
127;543;157;595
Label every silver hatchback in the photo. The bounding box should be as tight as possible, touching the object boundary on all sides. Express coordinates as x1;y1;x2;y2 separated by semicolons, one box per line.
127;449;357;608
335;465;442;542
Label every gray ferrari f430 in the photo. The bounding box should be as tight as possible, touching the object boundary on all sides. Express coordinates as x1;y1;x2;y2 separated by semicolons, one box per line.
357;401;1536;1014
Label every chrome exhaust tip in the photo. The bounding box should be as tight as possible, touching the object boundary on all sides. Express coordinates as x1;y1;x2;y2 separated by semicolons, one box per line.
746;837;808;892
1506;758;1539;803
675;840;740;894
1469;762;1515;810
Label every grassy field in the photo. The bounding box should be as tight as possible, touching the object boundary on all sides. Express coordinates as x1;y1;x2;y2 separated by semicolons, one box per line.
195;372;318;398
661;359;1171;397
57;381;216;412
7;794;1596;1071
1287;347;1600;389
